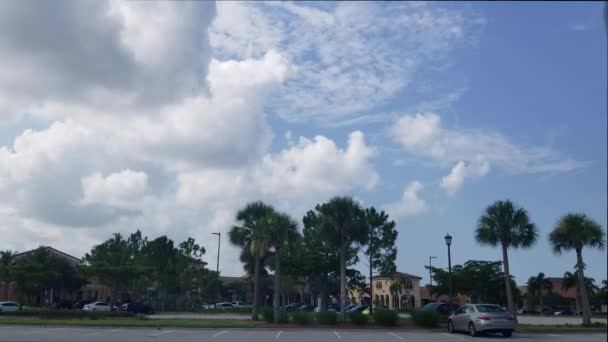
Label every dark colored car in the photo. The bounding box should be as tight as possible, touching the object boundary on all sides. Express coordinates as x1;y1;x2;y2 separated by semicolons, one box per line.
55;300;74;309
346;305;368;313
554;309;575;316
120;302;155;315
75;299;94;310
421;302;460;316
299;304;315;312
283;303;303;312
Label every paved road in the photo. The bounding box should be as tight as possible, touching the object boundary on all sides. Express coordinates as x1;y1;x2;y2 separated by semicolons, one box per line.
0;327;605;342
517;316;607;325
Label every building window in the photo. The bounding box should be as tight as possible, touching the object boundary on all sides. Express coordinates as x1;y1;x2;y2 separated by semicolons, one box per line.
375;282;382;289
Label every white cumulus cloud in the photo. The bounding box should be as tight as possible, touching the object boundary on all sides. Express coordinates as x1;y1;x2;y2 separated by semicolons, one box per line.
384;181;429;219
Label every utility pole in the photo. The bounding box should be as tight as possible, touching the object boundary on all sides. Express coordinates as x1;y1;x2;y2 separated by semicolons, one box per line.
429;256;437;301
212;232;221;308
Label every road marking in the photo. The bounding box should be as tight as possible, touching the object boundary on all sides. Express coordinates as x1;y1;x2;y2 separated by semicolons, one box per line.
388;332;406;340
213;330;228;338
110;329;121;332
149;330;175;337
442;333;465;340
334;331;342;339
275;331;283;339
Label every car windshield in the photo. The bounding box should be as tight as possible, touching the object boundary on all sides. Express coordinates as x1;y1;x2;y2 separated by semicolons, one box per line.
476;305;505;313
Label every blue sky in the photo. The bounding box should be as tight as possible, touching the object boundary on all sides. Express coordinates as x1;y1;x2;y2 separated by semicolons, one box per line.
0;1;605;285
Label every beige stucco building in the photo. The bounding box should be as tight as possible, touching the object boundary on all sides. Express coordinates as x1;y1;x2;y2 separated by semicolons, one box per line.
350;272;422;310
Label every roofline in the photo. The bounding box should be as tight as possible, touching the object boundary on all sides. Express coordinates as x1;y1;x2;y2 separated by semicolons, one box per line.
13;246;81;263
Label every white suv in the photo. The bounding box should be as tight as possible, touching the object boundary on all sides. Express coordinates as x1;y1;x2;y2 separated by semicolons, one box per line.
0;302;19;312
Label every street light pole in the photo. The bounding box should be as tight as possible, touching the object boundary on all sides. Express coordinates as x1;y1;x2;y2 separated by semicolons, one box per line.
212;232;221;309
429;256;437;301
444;234;453;312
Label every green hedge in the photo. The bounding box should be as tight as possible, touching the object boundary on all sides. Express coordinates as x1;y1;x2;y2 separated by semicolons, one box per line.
260;307;288;323
372;309;398;326
316;310;338;325
292;311;314;325
411;309;439;327
349;312;368;326
0;310;134;320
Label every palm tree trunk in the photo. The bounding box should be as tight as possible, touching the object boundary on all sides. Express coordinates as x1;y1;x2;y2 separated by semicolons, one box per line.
252;254;261;321
501;244;515;317
576;249;592;325
340;237;346;321
273;248;281;324
575;285;581;316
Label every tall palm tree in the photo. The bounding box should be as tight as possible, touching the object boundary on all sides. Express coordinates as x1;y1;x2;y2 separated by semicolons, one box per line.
315;196;367;320
562;271;582;316
527;273;552;315
267;211;300;324
475;200;538;316
549;213;606;325
229;201;275;321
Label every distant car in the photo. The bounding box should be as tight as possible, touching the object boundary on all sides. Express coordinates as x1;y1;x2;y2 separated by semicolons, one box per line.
231;301;250;308
347;305;368;313
314;304;339;312
299;304;315;312
554;309;575;316
120;302;155;315
201;302;212;310
283;303;303;312
448;304;515;337
215;302;234;309
516;308;538;315
83;301;113;311
75;299;94;310
421;302;460;316
0;301;19;312
55;300;74;310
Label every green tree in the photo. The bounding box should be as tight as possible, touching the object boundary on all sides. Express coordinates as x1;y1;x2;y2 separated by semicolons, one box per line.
0;250;16;300
562;271;582;315
363;207;397;314
140;235;179;312
229;201;275;320
549;213;605;325
266;211;300;323
475;200;538;316
527;273;552;315
313;196;367;320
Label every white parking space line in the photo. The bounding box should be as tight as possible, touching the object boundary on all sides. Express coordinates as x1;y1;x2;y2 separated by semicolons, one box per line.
275;331;283;339
149;330;175;337
213;330;228;338
334;331;342;339
387;332;406;340
442;333;466;340
110;328;121;332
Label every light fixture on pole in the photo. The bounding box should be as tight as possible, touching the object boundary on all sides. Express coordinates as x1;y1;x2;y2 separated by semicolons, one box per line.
444;233;453;312
212;232;221;309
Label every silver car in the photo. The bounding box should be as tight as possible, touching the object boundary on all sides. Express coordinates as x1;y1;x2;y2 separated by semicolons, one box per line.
448;304;515;337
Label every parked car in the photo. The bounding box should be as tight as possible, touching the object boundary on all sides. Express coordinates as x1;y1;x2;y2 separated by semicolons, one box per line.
120;302;155;315
421;302;460;316
283;303;303;312
516;308;538;315
554;309;575;316
83;301;112;311
448;304;515;337
299;304;315;312
201;302;212;310
231;301;250;308
0;301;19;312
313;304;340;312
55;300;74;310
215;302;234;309
346;305;368;313
75;299;94;310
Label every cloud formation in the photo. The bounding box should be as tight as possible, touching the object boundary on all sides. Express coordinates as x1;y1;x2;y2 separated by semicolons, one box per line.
384;181;429;219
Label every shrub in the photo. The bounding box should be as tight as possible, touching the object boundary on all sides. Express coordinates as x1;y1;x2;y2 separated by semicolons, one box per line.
261;307;274;323
316;310;338;325
277;310;289;324
292;311;314;325
411;309;439;328
349;312;369;326
373;308;399;326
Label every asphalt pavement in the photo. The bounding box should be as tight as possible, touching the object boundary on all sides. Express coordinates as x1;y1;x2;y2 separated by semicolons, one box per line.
0;327;605;342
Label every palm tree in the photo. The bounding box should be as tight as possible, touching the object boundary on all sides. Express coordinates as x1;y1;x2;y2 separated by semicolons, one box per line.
267;211;300;324
315;196;367;320
229;201;275;321
527;273;552;315
549;213;606;325
562;271;582;316
475;200;538;316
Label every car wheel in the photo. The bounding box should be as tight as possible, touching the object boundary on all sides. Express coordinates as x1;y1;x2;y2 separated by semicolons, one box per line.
502;330;512;338
469;322;478;337
448;320;456;333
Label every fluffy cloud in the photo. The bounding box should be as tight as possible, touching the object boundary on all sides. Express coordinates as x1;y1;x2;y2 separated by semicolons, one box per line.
80;170;148;209
389;113;586;188
210;1;484;124
384;181;429;219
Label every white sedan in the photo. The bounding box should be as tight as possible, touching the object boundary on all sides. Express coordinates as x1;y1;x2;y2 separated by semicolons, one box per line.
82;302;116;311
0;301;19;312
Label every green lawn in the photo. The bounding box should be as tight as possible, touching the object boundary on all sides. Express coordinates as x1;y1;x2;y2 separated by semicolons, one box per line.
0;318;255;329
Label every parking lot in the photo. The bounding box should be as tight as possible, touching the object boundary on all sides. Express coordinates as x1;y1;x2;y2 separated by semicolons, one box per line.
0;327;605;342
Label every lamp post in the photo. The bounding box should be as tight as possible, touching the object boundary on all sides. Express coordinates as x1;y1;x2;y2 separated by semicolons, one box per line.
444;234;453;312
429;256;437;301
212;232;221;309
